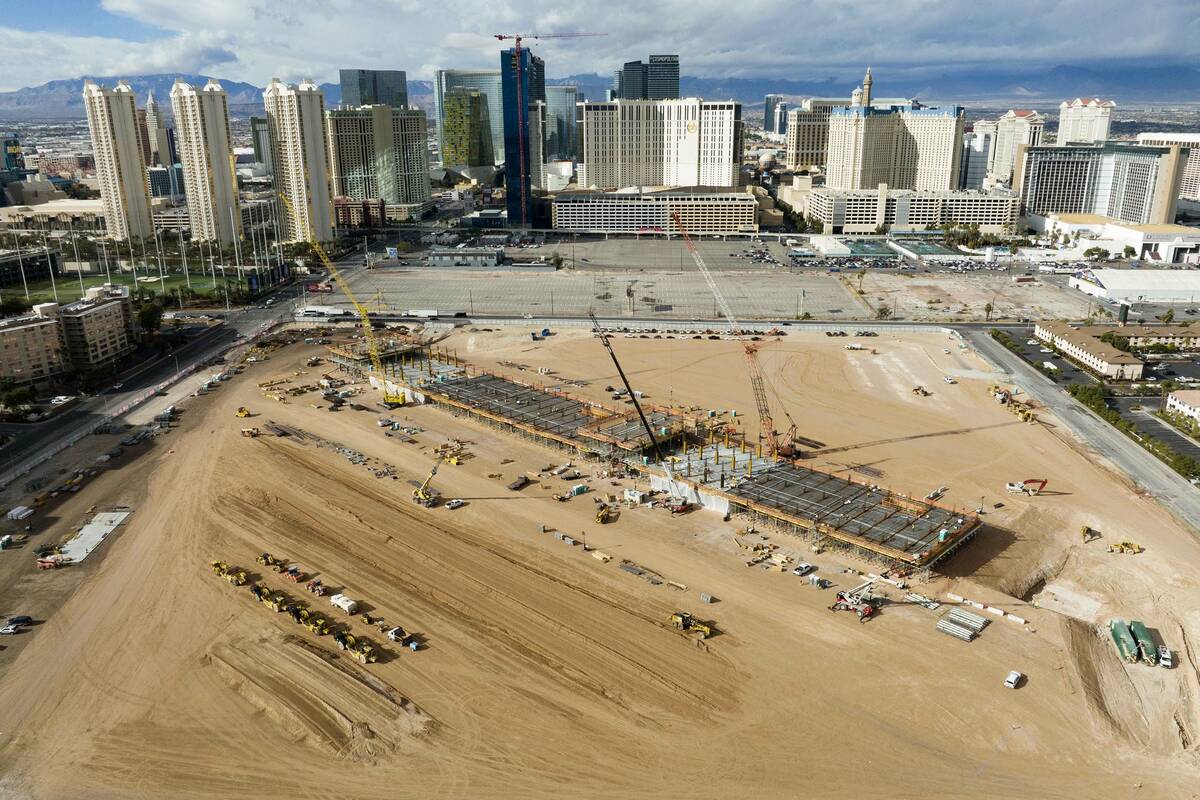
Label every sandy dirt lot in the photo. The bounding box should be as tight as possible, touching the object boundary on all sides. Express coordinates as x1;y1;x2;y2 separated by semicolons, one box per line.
0;327;1198;798
861;272;1093;321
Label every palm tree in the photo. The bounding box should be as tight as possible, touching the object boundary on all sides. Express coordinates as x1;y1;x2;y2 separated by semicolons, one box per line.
984;302;994;322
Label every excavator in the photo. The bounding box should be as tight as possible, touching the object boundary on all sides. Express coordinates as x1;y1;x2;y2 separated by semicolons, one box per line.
1006;478;1048;496
595;503;613;524
671;611;713;639
412;460;442;507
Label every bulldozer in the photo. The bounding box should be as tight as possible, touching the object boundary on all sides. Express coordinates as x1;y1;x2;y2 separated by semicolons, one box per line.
670;611;713;639
236;406;251;418
1108;541;1143;554
256;552;283;569
912;385;931;397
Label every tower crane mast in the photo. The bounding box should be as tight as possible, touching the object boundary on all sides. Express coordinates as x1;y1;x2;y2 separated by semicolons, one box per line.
494;32;606;226
671;212;798;458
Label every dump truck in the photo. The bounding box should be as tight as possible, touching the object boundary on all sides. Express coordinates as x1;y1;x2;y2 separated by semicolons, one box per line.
1110;619;1140;664
1129;620;1159;665
330;593;359;615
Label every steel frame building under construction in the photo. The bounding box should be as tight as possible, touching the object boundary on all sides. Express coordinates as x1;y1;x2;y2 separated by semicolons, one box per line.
329;343;980;569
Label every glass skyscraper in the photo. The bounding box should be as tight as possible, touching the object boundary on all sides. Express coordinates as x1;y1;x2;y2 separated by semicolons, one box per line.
545;85;579;161
502;47;545;226
339;69;408;108
441;88;494;168
614;55;679;100
435;69;505;165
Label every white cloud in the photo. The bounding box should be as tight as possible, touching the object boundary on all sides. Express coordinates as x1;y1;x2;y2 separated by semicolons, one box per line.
1;0;1198;91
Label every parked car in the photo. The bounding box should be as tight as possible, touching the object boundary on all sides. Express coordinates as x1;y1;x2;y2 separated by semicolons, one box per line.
1159;645;1174;669
0;624;21;635
6;615;32;627
1004;670;1024;689
445;499;466;510
791;563;816;577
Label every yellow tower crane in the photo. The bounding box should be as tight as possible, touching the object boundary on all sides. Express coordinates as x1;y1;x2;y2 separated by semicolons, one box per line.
277;193;404;405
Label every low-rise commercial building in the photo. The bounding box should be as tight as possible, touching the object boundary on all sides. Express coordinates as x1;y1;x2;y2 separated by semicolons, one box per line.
0;198;106;232
550;187;758;234
1030;214;1200;265
1068;269;1200;304
805;186;1018;234
1033;321;1144;379
426;247;503;268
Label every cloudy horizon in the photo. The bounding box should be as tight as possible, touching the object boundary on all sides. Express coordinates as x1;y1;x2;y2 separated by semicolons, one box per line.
1;0;1199;92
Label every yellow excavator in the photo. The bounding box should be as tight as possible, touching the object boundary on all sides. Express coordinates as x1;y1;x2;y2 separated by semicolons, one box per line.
671;611;713;639
277;193;405;406
595;503;613;524
412;460;441;507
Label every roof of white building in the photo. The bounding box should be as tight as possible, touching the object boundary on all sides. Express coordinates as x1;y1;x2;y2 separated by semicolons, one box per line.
1089;269;1200;291
1168;390;1200;407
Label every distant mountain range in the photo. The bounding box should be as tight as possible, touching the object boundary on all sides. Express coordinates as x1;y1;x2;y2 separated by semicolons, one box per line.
2;63;1200;120
0;74;436;119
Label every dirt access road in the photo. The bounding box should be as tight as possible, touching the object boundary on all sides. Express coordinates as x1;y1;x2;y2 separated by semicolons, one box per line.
0;331;1196;798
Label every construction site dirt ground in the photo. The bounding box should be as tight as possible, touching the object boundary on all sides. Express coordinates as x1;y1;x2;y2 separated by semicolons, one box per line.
860;272;1094;321
1;327;1199;798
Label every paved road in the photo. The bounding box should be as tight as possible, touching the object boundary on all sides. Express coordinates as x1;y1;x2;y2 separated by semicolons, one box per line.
966;329;1200;533
0;286;303;488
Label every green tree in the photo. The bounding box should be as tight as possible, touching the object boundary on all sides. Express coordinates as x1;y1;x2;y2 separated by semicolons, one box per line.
984;302;994;322
138;302;164;333
875;305;893;320
1161;308;1175;324
1122;245;1137;259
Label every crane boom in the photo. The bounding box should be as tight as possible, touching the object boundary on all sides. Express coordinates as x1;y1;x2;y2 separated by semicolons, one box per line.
672;212;793;458
589;312;682;498
277;193;403;405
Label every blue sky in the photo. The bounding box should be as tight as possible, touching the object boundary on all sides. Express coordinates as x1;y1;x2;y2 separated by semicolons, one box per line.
1;0;1198;92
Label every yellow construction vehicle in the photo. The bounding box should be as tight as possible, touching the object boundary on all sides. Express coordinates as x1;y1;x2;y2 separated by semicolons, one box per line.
225;568;246;586
276;193;405;406
256;552;283;569
412;460;441;507
595;503;613;524
1108;541;1143;554
236;406;251;418
670;611;713;639
1081;525;1100;543
210;560;230;575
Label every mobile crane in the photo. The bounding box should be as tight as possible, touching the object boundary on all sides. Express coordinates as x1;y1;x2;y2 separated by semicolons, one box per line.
276;193;405;406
